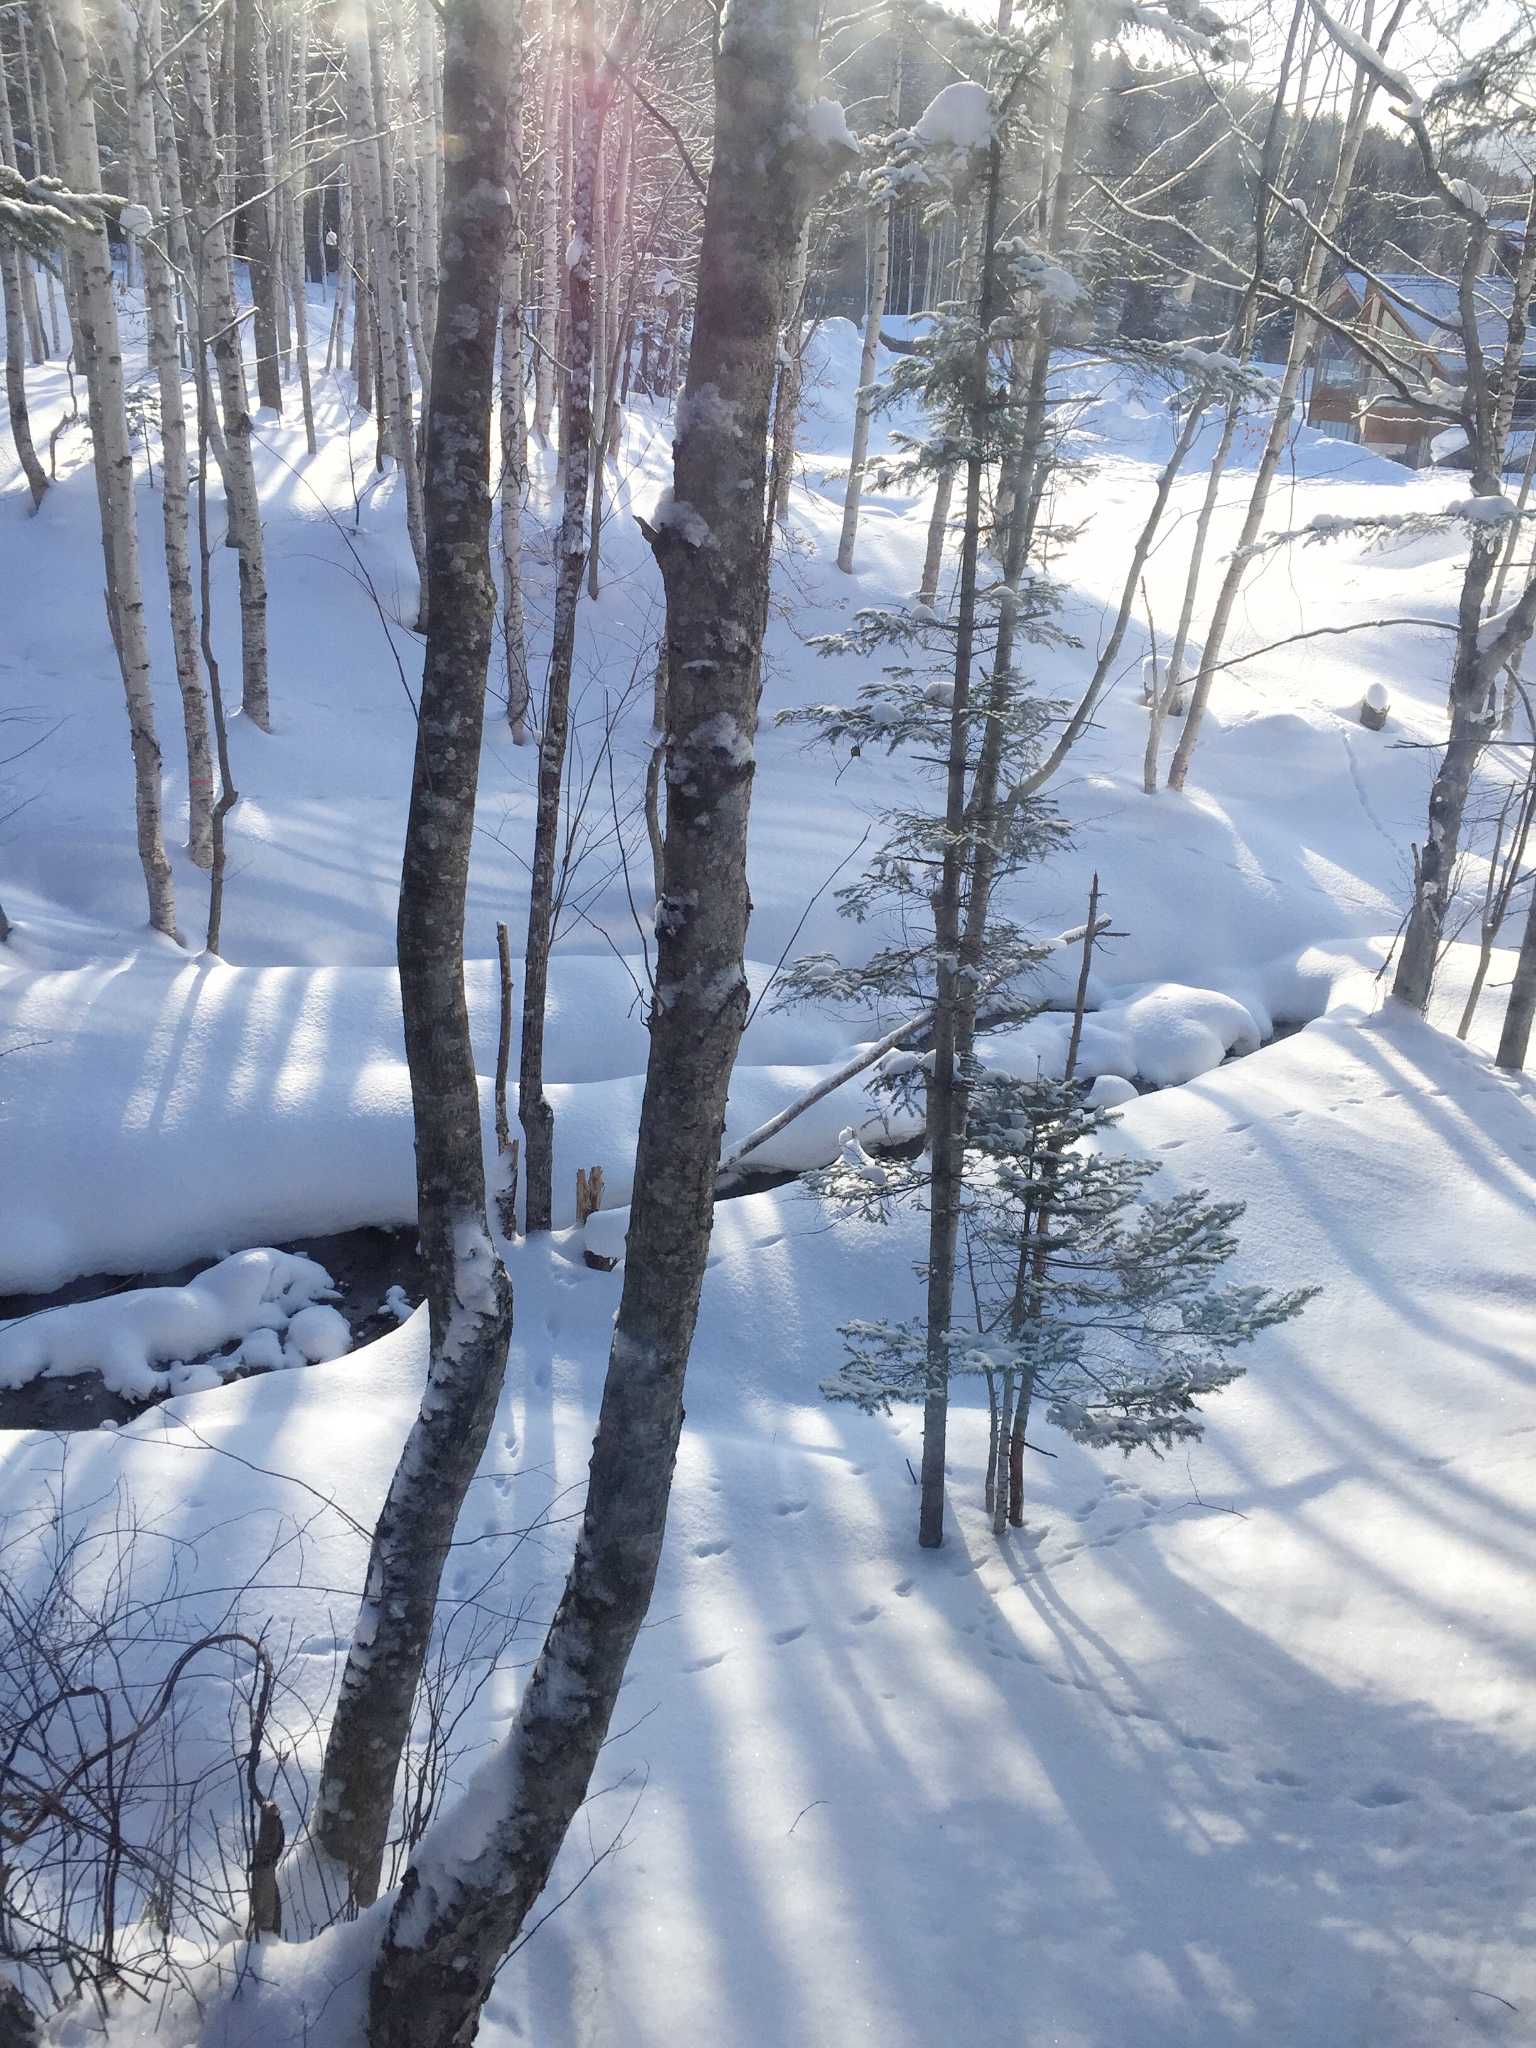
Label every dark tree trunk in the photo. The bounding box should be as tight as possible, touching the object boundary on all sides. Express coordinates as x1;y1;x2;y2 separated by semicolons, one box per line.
365;3;835;2037
311;0;515;1910
919;140;1002;1550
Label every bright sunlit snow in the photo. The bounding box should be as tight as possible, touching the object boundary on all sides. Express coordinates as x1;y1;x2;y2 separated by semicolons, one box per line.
3;266;1535;2048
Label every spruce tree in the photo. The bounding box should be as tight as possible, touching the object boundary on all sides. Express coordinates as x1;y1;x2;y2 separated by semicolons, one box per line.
813;1073;1315;1533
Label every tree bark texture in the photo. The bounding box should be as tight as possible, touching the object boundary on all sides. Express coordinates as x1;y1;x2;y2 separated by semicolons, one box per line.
343;0;427;607
837;198;892;572
1166;10;1398;793
1393;199;1536;1013
500;0;531;742
232;0;283;412
313;0;515;1912
181;4;271;732
122;0;214;868
366;6;831;2038
518;0;640;1232
917;140;1003;1550
1497;871;1536;1070
43;0;177;939
1;251;46;506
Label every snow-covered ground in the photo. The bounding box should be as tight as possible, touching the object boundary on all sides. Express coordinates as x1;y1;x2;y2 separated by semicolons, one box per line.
4;305;1536;2044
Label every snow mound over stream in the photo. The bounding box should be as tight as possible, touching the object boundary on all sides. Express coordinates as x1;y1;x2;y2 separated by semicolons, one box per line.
0;1248;349;1398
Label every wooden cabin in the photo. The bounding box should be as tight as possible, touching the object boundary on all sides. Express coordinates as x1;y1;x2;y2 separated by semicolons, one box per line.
1306;241;1536;469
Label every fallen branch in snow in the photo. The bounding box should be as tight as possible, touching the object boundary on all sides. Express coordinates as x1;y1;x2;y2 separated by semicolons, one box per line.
1198;616;1457;678
1186;1454;1248;1518
717;919;1112;1177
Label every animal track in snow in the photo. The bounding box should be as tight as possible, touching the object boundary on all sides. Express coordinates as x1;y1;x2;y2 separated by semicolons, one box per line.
774;1499;809;1517
850;1605;881;1625
694;1538;730;1558
772;1623;808;1645
685;1650;729;1672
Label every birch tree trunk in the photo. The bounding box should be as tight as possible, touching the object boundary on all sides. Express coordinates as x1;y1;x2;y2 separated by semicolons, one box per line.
43;0;177;939
121;0;214;867
311;0;515;1909
837;204;892;571
1496;817;1536;1069
518;0;641;1233
366;5;831;2034
586;86;633;598
0;58;47;364
276;5;316;453
1394;179;1536;1011
1166;12;1402;793
532;0;560;443
386;0;431;417
1;253;46;507
0;51;47;501
232;0;283;412
1393;232;1530;1012
500;2;531;743
181;4;271;731
416;0;442;360
345;0;427;606
768;214;810;524
837;15;902;572
20;6;70;356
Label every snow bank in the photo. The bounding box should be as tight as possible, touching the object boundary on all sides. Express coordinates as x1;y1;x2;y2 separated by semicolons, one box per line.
981;979;1261;1088
0;1248;346;1399
13;1012;1536;2048
0;950;876;1292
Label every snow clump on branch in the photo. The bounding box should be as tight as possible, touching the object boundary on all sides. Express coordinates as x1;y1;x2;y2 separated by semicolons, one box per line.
912;81;995;150
806;97;862;158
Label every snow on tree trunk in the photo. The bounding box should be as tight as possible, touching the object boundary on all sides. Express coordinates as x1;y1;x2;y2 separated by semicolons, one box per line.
364;5;837;2035
311;0;515;1910
43;0;177;939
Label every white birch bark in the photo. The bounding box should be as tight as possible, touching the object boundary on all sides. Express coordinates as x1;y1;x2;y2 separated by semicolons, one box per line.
121;0;214;867
532;0;560;443
500;1;531;741
1167;16;1400;791
837;12;903;574
181;6;271;731
366;2;839;2031
43;0;177;938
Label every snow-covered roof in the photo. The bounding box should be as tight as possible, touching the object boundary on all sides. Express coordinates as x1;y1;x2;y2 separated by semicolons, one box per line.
1339;269;1536;371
